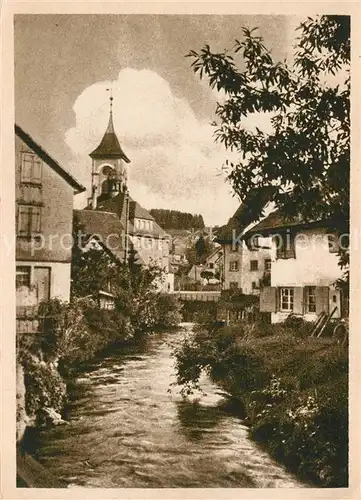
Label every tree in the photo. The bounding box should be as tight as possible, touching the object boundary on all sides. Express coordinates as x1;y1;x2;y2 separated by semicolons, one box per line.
195;233;215;264
187;15;350;273
71;219;118;305
195;234;207;262
149;208;205;230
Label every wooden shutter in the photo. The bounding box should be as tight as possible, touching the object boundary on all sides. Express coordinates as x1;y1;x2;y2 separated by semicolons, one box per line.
293;287;304;315
315;286;329;314
260;287;277;312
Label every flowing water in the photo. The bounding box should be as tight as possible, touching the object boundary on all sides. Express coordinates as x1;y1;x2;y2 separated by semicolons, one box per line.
30;324;307;488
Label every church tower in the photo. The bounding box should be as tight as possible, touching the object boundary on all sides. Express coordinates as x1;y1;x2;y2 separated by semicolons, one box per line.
89;94;130;209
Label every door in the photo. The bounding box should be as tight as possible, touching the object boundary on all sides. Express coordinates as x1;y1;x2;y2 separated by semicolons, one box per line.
34;267;51;304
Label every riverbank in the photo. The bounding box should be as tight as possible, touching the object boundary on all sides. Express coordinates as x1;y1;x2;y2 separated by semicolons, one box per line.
173;319;348;487
16;294;182;448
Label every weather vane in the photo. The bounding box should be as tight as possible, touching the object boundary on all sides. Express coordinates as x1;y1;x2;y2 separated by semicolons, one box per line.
106;87;113;112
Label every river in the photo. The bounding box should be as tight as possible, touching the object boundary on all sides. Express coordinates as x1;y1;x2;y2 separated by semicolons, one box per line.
29;324;307;488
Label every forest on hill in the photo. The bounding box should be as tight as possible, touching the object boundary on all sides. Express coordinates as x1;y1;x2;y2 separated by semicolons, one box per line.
149;209;205;230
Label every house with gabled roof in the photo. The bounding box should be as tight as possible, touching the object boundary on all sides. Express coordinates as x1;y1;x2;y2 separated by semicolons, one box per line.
243;209;348;323
73;209;131;264
15;124;86;308
187;247;223;285
216;189;274;294
76;97;173;292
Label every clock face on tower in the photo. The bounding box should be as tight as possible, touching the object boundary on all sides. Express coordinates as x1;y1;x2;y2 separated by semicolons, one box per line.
102;165;113;177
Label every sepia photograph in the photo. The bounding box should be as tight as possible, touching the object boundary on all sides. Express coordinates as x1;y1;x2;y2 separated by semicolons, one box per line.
1;3;357;496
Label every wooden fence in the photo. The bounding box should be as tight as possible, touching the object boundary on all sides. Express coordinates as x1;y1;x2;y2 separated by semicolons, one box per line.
171;291;221;302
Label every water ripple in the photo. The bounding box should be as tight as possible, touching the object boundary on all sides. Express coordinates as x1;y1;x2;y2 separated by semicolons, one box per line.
35;328;307;489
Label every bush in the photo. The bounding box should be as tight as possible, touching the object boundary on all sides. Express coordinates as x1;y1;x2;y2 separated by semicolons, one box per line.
250;380;348;486
154;294;183;327
181;301;217;322
23;358;67;426
173;321;348;486
283;315;314;337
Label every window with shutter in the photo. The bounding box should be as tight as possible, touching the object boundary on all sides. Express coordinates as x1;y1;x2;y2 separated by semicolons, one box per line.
260;287;277;312
250;260;258;271
305;286;317;313
21;153;42;185
34;266;51;303
17;205;42;236
276;231;296;259
280;287;294;311
229;261;239;271
293;287;304;315
16;266;31;289
18;206;31;235
315;286;330;314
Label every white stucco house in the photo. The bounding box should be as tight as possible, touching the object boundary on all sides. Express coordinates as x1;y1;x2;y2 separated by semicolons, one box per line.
244;210;348;323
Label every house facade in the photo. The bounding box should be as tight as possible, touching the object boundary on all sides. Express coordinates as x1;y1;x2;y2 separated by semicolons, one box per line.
15;125;85;307
245;210;346;323
78;98;173;292
217;202;272;295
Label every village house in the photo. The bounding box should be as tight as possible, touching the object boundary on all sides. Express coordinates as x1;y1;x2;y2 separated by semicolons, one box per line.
216;202;272;294
72;208;131;309
244;210;347;323
15;125;86;309
76;97;174;293
187;247;223;286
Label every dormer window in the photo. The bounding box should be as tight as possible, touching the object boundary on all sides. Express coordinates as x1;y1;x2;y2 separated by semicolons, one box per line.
21;153;42;185
275;232;296;259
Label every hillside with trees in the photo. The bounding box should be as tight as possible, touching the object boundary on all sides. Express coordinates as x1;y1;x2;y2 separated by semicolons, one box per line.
149;209;205;230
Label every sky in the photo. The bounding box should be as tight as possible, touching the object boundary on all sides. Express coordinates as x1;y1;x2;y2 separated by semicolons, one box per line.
14;14;302;226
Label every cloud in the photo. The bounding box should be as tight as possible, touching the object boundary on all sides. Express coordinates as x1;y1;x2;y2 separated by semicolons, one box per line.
66;68;240;226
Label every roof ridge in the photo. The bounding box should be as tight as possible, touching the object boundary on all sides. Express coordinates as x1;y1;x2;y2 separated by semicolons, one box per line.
74;208;119;217
15;124;86;194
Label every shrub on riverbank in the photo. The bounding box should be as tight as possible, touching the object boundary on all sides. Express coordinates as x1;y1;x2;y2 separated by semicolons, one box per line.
17;289;182;432
173;321;348;487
